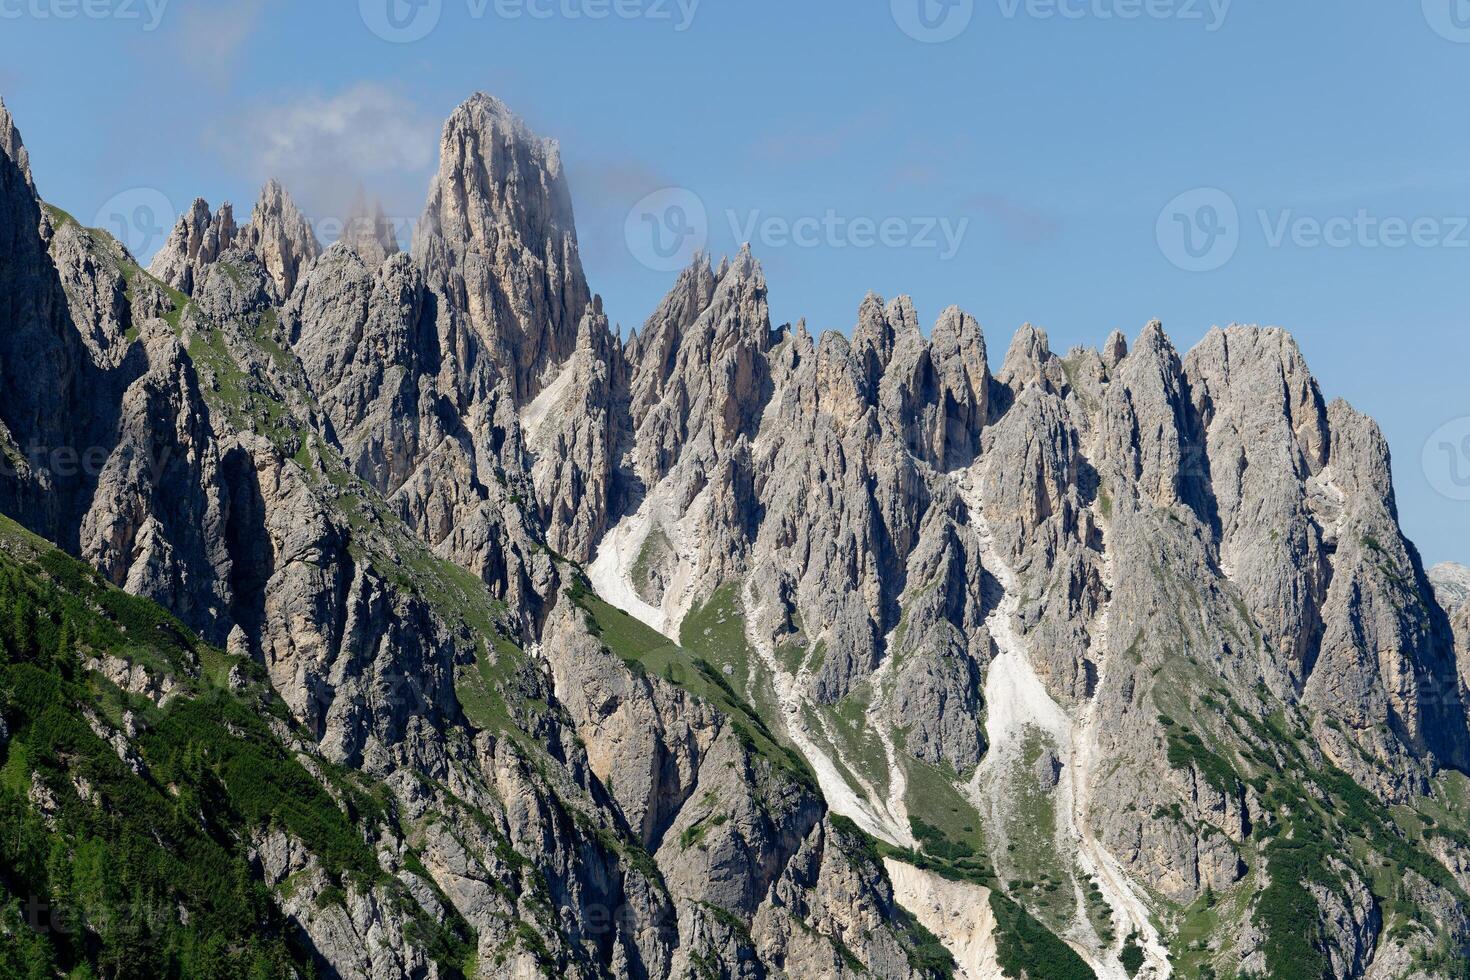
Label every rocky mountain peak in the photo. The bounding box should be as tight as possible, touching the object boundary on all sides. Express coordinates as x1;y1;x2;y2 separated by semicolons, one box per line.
998;321;1067;394
1124;319;1189;389
148;197;239;296
0;96;32;190
628;251;717;427
850;292;927;392
412;92;591;404
8;90;1470;980
1102;327;1128;369
238;178;321;300
1;92;77;540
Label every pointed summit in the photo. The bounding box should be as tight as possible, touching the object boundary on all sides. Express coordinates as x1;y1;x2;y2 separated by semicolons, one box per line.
149;198;238;295
628;251;717;426
886;295;921;337
1102;329;1128;370
413;92;590;403
852;292;896;368
239;179;320;300
999;322;1067;394
0;96;32;190
1133;318;1174;357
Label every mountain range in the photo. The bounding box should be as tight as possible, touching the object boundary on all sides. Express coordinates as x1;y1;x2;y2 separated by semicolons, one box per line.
2;91;1469;979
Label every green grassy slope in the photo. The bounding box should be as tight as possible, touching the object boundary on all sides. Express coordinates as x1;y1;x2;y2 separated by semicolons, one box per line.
0;515;473;979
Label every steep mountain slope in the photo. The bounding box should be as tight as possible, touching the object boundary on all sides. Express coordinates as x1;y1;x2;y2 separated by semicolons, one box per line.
0;513;454;979
590;255;1470;977
2;90;1470;979
0;95;953;980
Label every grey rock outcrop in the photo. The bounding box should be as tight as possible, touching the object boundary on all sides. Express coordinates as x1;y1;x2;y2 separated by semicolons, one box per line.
150;180;320;302
0;96;31;187
149;197;239;296
237;178;321;300
413;92;590;406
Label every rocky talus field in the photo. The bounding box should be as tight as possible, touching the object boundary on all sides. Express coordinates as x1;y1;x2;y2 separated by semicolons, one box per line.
2;92;1470;979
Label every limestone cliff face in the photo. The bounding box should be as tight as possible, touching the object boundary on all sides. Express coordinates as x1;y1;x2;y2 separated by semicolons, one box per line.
5;91;1470;979
592;236;1470;975
237;177;321;300
0;98;94;540
413;93;591;407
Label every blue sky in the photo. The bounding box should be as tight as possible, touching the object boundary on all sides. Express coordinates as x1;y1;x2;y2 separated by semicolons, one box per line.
2;0;1468;564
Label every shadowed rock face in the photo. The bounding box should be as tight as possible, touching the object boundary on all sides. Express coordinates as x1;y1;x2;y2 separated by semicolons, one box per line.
0;97;71;534
4;91;1470;979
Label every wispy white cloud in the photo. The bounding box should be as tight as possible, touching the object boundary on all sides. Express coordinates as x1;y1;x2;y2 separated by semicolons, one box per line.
212;82;441;240
239;83;437;177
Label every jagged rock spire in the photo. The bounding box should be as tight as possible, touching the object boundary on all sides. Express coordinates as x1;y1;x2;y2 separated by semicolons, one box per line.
412;92;590;404
627;251;716;428
239;178;320;300
0;96;32;191
149;198;239;295
998;322;1068;394
149;181;319;300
